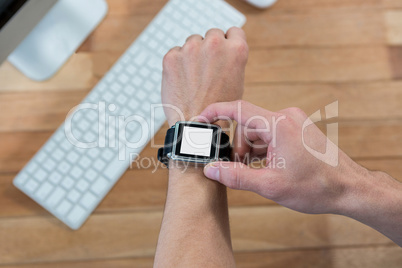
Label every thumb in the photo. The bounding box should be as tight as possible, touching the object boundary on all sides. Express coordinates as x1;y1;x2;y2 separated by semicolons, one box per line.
204;161;263;191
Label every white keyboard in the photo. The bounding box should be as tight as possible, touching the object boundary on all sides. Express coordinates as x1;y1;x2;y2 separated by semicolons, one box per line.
13;0;246;230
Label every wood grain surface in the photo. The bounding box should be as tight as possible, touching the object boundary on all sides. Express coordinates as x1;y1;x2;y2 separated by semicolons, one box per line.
0;0;401;267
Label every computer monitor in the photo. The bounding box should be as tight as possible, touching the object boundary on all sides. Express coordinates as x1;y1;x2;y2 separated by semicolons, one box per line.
0;0;57;64
0;0;107;81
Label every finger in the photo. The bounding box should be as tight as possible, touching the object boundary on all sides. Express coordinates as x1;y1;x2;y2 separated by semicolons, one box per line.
249;140;269;158
163;46;182;69
231;124;252;162
232;125;268;163
225;27;247;41
166;46;181;54
200;101;279;130
185;34;203;43
204;161;268;192
205;28;226;40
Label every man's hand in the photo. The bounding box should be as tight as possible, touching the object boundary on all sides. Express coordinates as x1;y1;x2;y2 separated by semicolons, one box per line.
199;100;402;246
161;27;248;126
200;100;355;215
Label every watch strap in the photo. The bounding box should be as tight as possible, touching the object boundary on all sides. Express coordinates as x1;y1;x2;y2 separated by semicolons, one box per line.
219;132;231;161
157;127;175;167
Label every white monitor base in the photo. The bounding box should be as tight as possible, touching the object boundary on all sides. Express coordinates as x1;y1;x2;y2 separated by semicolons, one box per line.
244;0;277;9
8;0;108;81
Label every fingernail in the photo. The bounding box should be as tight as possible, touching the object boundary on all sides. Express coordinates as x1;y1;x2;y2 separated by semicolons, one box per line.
204;163;220;181
194;115;203;122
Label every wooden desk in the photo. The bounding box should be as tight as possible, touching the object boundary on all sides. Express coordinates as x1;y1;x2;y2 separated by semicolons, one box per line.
1;0;401;267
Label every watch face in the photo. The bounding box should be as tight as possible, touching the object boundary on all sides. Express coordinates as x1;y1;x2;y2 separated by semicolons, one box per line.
174;122;220;161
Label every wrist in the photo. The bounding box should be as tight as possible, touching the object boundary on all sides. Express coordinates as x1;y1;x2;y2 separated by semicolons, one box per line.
335;161;402;221
168;160;226;201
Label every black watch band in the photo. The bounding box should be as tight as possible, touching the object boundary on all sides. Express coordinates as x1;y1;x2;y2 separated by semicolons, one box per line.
157;127;175;167
157;126;231;167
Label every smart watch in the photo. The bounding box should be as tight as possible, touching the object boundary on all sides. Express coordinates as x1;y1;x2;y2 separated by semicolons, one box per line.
158;121;231;167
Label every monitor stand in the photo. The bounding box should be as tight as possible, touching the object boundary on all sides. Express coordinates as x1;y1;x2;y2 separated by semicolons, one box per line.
8;0;108;81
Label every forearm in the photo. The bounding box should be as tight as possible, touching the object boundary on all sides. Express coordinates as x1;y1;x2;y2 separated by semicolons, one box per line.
154;164;234;267
336;157;402;246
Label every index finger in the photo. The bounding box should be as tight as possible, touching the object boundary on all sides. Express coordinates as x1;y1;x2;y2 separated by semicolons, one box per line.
199;100;279;130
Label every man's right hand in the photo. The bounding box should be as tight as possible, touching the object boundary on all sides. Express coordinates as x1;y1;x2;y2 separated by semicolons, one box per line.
199;101;402;221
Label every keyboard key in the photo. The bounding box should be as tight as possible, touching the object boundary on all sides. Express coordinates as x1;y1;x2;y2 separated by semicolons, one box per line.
103;92;114;102
137;91;146;101
104;158;125;181
163;21;174;32
70;166;84;180
60;140;72;151
80;192;97;210
84;169;98;182
58;162;71;174
35;182;53;201
25;161;38;174
25;180;39;193
113;63;123;74
126;65;137;75
141;102;151;113
43;158;56;172
93;159;106;172
149;40;158;50
150;93;160;103
88;148;100;159
132;76;143;87
116;95;127;106
156;31;165;41
95;83;107;93
49;171;63;185
123;85;136;96
77;119;90;132
111;82;122;93
121;54;131;65
53;130;65;142
105;72;115;83
67;189;81;203
101;149;115;161
79;156;92;169
76;180;89;192
151;72;160;83
36;151;47;163
67;205;86;225
120;107;131;118
53;149;64;161
143;81;154;91
85;109;98;121
14;173;29;185
33;169;47;182
46;188;66;207
44;141;56;153
118;73;129;84
91;123;100;135
128;99;139;110
56;200;73;216
173;10;181;20
82;132;97;143
91;177;108;195
61;177;75;190
134;53;147;65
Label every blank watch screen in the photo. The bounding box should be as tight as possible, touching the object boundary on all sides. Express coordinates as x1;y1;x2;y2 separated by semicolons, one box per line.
180;126;213;157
